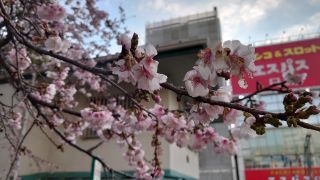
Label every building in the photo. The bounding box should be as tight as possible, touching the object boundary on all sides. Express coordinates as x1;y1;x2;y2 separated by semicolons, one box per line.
232;34;320;180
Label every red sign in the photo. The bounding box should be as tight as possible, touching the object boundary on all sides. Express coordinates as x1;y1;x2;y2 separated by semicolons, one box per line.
245;167;320;180
231;38;320;95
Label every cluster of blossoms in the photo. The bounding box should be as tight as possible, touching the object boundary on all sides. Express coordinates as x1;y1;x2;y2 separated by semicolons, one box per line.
50;114;65;127
149;104;239;153
80;107;114;135
188;126;237;153
64;121;89;143
8;112;22;130
73;60;105;91
37;3;66;22
31;84;57;103
123;139;152;179
31;67;79;108
112;34;167;92
190;86;233;124
6;48;31;71
184;41;255;97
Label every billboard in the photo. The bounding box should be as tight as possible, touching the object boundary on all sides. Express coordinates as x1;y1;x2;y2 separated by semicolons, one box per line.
245;167;320;180
231;38;320;95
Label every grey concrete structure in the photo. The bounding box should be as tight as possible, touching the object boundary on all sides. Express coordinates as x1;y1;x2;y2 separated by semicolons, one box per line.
146;7;221;87
146;7;238;180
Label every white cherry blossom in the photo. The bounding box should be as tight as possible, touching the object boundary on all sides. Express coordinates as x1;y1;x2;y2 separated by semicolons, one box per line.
45;36;71;53
184;68;209;97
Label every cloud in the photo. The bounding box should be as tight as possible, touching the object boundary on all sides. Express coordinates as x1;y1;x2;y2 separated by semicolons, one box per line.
276;12;320;38
219;0;283;40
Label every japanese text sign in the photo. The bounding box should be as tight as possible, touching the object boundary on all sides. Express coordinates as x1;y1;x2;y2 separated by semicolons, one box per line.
231;38;320;95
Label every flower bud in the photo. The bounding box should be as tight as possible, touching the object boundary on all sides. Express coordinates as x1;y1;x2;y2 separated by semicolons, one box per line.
254;126;265;135
283;92;297;106
306;105;320;115
263;114;282;128
287;116;298;128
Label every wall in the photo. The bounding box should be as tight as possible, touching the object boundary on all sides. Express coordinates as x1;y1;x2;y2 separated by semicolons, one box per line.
169;145;200;179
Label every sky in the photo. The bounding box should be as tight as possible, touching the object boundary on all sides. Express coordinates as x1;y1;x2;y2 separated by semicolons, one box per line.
99;0;320;53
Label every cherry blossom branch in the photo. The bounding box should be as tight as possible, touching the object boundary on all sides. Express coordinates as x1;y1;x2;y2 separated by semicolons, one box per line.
38;125;61;150
160;83;320;132
86;141;104;153
30;101;134;179
4;19;319;133
2;14;320;134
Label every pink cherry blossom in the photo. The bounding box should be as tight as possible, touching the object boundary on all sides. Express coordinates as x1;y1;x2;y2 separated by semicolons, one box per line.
122;140;152;179
60;86;78;108
64;122;88;143
67;45;85;60
161;112;186;130
51;115;64;126
191;86;233;124
31;84;57;103
213;40;255;89
37;3;66;21
149;104;166;118
73;68;103;91
80;108;114;132
133;64;167;92
223;40;255;75
175;130;189;147
224;40;255;88
191;127;217;150
132;44;167;92
112;59;136;84
7;48;31;71
8;112;22;130
46;67;70;81
191;103;220;124
196;48;218;86
214;137;238;154
223;108;241;125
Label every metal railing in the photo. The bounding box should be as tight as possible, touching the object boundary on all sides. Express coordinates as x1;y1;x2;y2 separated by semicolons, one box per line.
250;32;320;47
146;10;216;29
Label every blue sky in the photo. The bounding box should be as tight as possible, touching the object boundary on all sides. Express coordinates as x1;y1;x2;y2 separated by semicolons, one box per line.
99;0;320;53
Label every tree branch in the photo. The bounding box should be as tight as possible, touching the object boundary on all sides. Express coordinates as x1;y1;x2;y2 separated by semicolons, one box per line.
160;83;320;132
231;81;290;103
30;101;134;179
